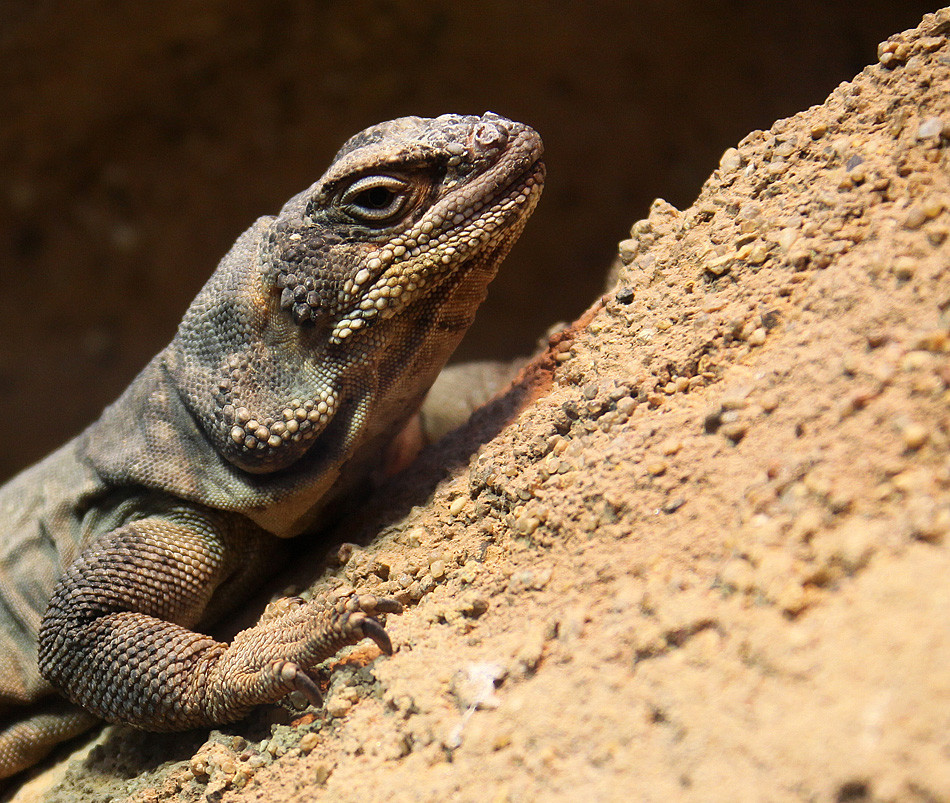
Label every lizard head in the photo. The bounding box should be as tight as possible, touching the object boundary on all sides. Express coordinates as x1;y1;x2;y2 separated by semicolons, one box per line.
175;113;543;487
264;112;544;342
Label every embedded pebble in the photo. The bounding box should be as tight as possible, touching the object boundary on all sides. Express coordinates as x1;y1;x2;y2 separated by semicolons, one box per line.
325;697;352;717
246;753;267;770
457;592;489;618
660;438;682;456
877;39;909;67
901;423;930;450
719;147;743;173
904;206;927;230
720;421;748;443
618;239;639;263
662;497;685;514
904;495;950;543
616;285;635;303
704;252;734;276
646;459;667;476
616;396;637;417
747;327;767;346
313;762;333;784
916;116;944;139
921;197;945;219
514;513;541;535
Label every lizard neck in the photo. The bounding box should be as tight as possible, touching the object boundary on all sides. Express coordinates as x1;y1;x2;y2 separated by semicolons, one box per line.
78;249;498;539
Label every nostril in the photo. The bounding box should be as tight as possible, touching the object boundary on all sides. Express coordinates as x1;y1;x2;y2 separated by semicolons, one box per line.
473;121;509;150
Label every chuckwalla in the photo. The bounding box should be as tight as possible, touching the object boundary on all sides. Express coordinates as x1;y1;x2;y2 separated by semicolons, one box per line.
0;112;544;778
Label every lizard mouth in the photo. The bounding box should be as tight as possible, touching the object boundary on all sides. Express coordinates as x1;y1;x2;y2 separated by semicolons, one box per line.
328;137;545;344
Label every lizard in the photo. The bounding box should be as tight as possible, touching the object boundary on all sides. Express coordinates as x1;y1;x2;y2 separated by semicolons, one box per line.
0;112;544;779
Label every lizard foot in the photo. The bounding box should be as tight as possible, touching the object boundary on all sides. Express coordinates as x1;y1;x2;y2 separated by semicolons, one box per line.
206;592;403;722
256;592;402;654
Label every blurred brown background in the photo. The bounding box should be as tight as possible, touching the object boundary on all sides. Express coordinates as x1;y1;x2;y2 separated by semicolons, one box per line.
0;0;935;482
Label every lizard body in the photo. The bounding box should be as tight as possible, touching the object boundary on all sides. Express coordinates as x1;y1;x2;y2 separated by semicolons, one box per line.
0;113;543;778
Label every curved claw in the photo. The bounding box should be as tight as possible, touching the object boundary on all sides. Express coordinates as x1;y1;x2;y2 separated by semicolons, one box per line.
359;617;393;655
279;661;323;707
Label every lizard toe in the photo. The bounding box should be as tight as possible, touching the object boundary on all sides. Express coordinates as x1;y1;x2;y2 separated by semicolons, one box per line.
277;660;323;707
355;594;403;616
357;617;393;655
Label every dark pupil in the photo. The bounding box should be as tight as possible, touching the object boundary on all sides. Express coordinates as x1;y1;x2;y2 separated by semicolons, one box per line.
359;186;395;210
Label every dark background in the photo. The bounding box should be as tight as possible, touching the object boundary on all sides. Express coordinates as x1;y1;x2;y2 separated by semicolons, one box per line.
0;0;936;481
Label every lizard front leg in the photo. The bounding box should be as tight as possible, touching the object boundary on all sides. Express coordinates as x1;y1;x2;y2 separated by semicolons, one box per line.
37;508;398;730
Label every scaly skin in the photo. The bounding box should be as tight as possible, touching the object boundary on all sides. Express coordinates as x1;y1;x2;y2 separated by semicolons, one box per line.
0;113;543;778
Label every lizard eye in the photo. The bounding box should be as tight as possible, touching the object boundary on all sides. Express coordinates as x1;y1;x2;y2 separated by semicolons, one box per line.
340;175;409;223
